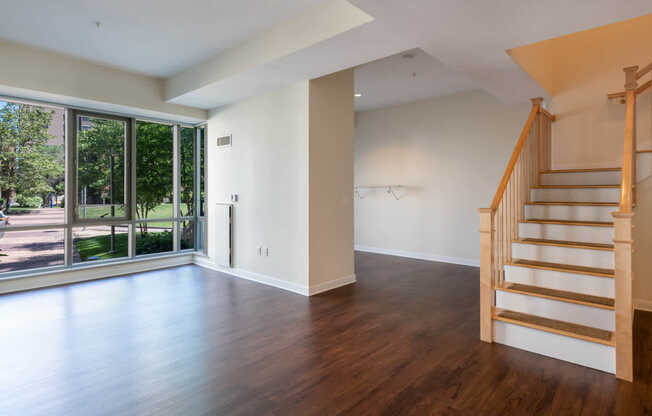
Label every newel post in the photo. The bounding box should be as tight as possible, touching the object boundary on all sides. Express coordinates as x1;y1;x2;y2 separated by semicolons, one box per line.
478;208;494;343
530;97;544;179
613;212;634;382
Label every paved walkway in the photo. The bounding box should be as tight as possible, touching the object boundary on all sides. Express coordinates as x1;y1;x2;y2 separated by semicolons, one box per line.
0;209;127;273
0;209;167;273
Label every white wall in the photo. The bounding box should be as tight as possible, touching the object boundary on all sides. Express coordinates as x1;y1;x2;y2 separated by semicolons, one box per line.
354;90;530;265
205;74;355;294
207;81;310;287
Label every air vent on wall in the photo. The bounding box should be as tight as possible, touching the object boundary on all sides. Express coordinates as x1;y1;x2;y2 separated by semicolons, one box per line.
217;135;232;148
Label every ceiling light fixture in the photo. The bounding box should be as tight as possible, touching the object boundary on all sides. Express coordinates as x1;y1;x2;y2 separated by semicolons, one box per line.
354;93;362;97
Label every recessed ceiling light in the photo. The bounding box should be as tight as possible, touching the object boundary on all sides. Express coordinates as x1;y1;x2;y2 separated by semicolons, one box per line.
354;93;362;98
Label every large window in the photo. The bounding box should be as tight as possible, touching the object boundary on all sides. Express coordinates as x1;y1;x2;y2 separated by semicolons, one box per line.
75;113;128;220
0;98;207;277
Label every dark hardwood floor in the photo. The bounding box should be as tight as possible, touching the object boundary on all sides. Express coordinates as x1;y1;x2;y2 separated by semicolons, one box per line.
1;252;651;415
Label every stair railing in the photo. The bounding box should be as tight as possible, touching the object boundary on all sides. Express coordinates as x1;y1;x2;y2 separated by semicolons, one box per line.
608;62;652;382
479;97;554;343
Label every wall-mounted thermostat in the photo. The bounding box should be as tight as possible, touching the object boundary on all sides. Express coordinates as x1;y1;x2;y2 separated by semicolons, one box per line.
217;135;232;148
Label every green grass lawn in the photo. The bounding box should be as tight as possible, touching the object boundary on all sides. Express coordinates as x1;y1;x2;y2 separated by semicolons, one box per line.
76;225;193;261
7;207;41;214
76;233;130;261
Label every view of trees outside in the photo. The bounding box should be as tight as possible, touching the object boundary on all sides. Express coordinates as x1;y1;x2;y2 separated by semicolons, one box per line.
77;116;126;219
0;100;203;273
0;101;64;214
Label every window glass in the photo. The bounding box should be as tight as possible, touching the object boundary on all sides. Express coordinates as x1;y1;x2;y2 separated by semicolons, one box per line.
0;229;64;273
180;127;194;217
199;127;206;217
136;121;173;220
73;225;129;262
0;101;65;223
180;219;195;250
136;222;173;256
76;115;127;219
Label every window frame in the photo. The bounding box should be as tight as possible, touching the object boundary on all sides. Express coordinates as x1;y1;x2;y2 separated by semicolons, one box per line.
0;96;207;279
70;109;134;225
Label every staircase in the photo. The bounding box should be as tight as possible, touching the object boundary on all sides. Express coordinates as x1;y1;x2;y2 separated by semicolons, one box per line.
493;167;620;374
479;75;643;381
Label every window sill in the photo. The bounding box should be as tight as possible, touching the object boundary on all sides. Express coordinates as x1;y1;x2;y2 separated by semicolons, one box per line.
0;251;197;295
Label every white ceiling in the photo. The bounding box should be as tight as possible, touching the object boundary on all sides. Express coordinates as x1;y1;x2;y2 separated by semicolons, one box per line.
2;0;652;110
0;0;323;77
353;49;476;111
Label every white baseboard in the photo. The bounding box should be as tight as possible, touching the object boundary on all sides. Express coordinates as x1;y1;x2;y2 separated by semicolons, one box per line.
355;245;480;267
634;298;652;313
309;274;356;295
0;254;194;295
194;256;309;296
194;256;356;297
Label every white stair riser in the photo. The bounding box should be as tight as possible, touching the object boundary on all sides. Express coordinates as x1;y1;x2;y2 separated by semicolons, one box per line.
541;171;621;186
525;205;616;222
496;291;614;331
531;188;620;203
505;265;614;298
512;243;614;269
519;222;614;245
494;321;615;374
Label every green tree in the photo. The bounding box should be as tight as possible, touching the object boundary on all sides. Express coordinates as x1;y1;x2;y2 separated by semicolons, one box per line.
179;127;195;245
77;118;125;209
0;102;62;213
135;121;173;235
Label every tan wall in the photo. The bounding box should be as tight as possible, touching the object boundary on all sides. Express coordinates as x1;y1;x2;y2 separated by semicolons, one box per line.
354;90;529;264
308;69;355;287
510;14;652;307
0;39;206;122
509;14;652;169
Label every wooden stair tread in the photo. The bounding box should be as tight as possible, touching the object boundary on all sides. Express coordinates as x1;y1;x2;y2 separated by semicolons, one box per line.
509;259;614;278
522;219;613;227
637;149;652;154
540;168;621;173
496;282;614;309
526;201;618;207
493;309;614;346
514;238;614;251
531;184;620;189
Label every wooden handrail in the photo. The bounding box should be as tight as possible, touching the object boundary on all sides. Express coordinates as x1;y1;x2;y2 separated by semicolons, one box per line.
490;102;540;211
608;80;651;101
541;108;556;121
636;61;652;79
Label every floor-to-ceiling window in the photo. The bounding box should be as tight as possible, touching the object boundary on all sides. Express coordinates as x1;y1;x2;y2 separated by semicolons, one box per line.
0;98;206;276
